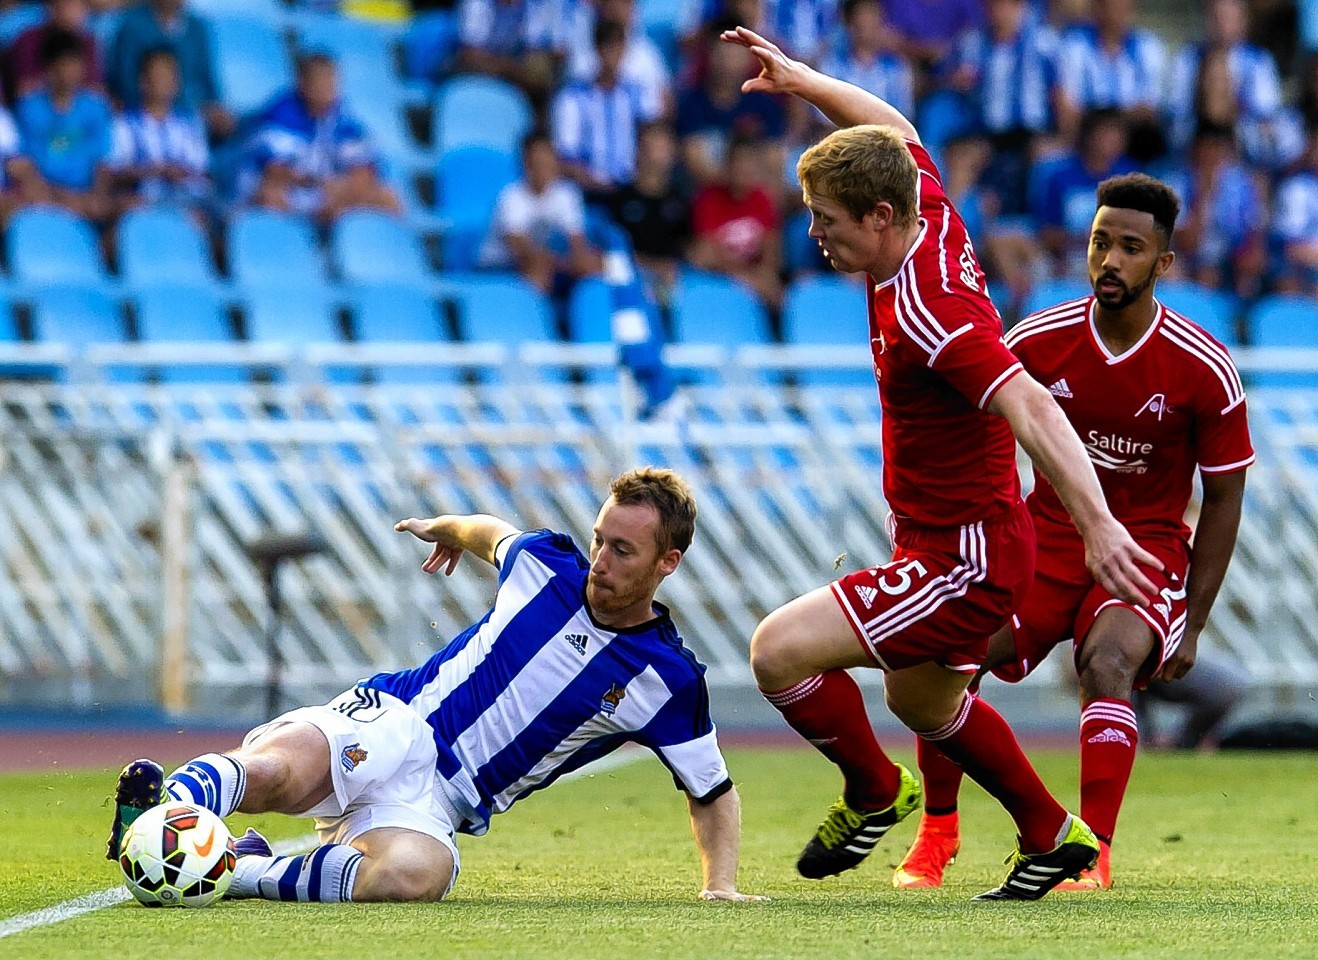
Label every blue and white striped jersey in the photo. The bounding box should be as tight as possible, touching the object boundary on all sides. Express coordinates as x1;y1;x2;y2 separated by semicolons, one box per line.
954;22;1059;134
552;77;659;187
1057;24;1167;112
364;530;730;835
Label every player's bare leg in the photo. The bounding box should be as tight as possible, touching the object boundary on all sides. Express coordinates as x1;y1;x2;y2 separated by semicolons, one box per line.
1060;606;1158;891
751;587;920;878
895;627;1017;888
341;827;456;902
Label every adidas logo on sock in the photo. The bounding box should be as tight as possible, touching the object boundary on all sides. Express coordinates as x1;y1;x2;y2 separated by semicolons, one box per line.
855;585;878;609
1087;727;1131;746
1048;378;1074;399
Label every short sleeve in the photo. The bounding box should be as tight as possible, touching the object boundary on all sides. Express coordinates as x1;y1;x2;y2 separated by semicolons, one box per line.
931;324;1024;410
492;182;534;236
106;116;134;169
1191;354;1255;475
636;674;731;801
551;182;586;235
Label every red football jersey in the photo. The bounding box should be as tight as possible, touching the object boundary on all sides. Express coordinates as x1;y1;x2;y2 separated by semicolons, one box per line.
867;141;1024;527
1005;295;1255;554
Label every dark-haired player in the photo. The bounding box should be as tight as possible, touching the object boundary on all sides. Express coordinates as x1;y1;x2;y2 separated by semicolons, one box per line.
896;173;1254;891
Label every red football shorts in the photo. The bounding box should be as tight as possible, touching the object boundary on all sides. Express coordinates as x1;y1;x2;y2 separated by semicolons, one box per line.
992;519;1190;688
831;500;1035;672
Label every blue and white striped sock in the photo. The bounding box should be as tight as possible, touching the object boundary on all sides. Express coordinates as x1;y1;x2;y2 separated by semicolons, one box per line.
164;753;247;819
229;844;363;902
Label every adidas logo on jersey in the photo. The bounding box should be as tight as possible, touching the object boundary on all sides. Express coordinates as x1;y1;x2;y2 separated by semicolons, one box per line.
855;585;878;609
565;633;589;655
1048;378;1074;399
1087;727;1132;747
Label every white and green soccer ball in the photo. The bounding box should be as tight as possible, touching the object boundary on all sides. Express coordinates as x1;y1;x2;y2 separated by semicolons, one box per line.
118;802;236;907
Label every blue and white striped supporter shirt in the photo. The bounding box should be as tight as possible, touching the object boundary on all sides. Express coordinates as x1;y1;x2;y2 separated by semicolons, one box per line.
765;0;840;61
954;22;1059;134
363;530;731;836
1057;25;1167;112
107;108;209;203
819;47;914;121
1274;171;1318;247
552;78;659;187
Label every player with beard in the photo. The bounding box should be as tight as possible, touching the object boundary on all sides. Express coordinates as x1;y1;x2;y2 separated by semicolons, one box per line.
895;174;1254;891
105;468;764;905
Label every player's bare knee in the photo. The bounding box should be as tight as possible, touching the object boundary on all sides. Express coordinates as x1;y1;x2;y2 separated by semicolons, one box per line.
750;616;796;689
1078;643;1141;699
357;856;452;903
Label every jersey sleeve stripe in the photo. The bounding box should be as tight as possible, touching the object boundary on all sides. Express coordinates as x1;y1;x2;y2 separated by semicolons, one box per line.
1158;320;1245;412
1200;454;1256;473
1003;313;1087;349
1018;296;1091;327
977;361;1023;409
937;204;953;294
927;322;974;365
893;269;945;355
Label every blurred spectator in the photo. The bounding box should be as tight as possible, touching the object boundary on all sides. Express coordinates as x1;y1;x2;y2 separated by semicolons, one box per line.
1297;53;1318;132
241;53;400;223
1134;649;1247;750
105;47;207;214
1033;108;1134;272
1169;0;1300;170
676;24;785;186
1055;0;1165;139
553;20;662;200
882;0;984;79
1171;46;1303;173
454;0;575;103
478;129;602;293
566;0;673;118
949;0;1060;216
108;0;232;140
1175;124;1266;298
6;0;102;101
764;0;841;62
15;26;113;219
1271;130;1318;296
689;136;782;307
0;102;48;217
606;122;691;292
819;0;913;120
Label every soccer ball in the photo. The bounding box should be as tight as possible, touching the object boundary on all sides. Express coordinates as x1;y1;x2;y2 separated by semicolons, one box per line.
118;803;236;907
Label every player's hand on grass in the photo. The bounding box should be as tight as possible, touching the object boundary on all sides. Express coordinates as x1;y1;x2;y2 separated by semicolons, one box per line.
1084;519;1162;607
699;888;770;902
719;26;810;97
394;517;465;575
1154;631;1198;682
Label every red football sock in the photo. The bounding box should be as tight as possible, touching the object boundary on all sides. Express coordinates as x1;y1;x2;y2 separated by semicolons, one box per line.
916;735;966;815
762;670;901;810
918;693;1068;853
1078;697;1140;845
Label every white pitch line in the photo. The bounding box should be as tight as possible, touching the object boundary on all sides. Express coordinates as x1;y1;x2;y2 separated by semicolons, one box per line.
0;747;645;939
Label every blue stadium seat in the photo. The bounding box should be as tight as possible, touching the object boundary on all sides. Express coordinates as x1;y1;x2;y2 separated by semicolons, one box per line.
783;209;827;275
118;208;218;288
30;287;124;344
0;3;43;47
135;283;246;382
444;273;555;342
296;15;397;67
331;211;429;285
229;211;327;289
210;17;293;116
1156;280;1239;345
0;295;15;342
7;208;107;286
244;287;343;344
567;277;613;343
352;284;447;342
433;76;533;156
782;276;867;344
190;0;284;20
435;146;518;224
1018;277;1091;321
1247;294;1318;388
670;271;771;345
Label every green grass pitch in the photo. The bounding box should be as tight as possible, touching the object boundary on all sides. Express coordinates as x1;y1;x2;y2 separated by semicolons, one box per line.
1;747;1314;960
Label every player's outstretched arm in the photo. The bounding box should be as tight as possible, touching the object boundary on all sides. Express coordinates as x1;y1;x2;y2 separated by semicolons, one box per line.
1157;469;1247;682
687;787;768;903
989;374;1163;605
719;26;920;142
394;514;522;573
